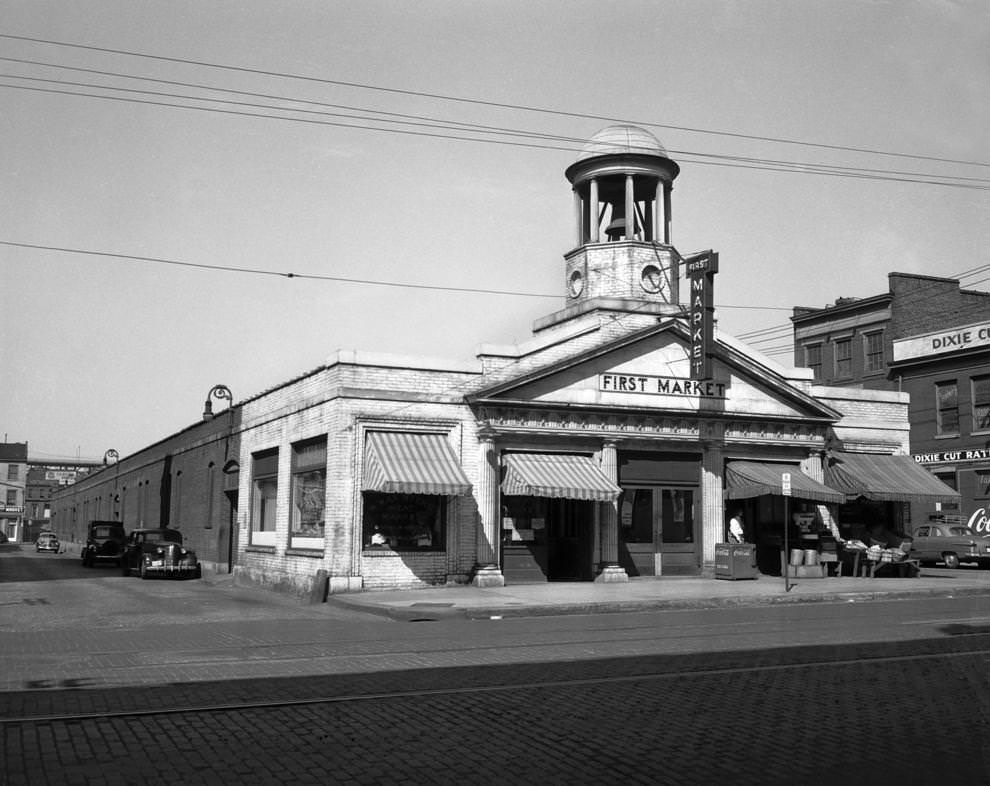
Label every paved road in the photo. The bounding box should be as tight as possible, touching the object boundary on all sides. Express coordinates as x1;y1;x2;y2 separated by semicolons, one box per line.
2;547;989;784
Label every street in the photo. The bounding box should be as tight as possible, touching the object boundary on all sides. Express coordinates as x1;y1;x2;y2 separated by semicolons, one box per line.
2;547;989;784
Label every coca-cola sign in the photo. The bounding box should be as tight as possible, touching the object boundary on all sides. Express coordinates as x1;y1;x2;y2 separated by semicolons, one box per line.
968;507;990;535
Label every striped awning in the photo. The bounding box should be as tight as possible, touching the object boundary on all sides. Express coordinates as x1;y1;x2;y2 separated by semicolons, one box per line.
724;461;846;504
501;453;621;502
824;452;961;504
362;432;471;496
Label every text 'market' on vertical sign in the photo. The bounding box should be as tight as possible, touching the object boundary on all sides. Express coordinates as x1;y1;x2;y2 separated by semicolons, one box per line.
685;250;718;380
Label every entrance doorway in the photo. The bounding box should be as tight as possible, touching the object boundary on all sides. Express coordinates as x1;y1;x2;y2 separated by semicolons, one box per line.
618;486;699;576
500;496;594;583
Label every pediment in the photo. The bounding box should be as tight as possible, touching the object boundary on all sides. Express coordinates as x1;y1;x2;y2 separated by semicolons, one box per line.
469;323;838;423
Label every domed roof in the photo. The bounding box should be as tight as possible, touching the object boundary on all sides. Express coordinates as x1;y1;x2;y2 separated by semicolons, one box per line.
575;125;669;162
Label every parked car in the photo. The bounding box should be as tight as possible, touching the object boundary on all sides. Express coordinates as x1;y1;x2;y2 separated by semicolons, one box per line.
36;531;60;552
911;523;990;568
121;528;201;579
81;521;127;567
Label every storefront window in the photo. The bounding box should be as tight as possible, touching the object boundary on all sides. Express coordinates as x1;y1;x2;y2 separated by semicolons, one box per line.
936;381;959;435
290;437;326;549
362;492;445;551
972;376;990;432
976;471;990;498
250;448;278;547
501;496;549;545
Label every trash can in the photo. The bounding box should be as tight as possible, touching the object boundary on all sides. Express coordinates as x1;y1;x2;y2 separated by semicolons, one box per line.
714;543;758;580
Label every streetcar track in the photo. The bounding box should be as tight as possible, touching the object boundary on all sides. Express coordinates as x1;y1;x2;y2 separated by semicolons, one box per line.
4;646;988;726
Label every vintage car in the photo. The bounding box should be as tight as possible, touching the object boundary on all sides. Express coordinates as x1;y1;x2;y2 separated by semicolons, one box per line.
120;528;201;579
35;531;60;553
911;523;990;568
82;520;127;567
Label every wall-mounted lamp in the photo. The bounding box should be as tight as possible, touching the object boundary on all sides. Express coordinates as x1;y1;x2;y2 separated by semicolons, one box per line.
203;384;234;421
103;449;119;465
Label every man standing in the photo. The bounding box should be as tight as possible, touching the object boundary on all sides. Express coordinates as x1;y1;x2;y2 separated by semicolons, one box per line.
727;509;745;543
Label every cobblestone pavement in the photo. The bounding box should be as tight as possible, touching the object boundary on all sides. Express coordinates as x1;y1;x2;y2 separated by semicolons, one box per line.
3;550;990;783
3;635;989;785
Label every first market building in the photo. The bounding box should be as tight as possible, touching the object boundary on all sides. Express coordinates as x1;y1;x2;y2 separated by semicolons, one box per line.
51;127;956;595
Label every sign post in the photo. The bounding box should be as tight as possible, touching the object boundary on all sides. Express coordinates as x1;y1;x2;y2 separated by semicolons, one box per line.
782;472;792;592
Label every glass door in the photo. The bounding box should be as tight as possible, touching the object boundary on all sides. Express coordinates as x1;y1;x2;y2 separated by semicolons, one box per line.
659;488;698;574
619;486;699;576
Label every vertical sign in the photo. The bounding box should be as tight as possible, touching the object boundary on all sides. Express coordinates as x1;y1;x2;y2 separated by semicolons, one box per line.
781;472;792;497
684;250;718;380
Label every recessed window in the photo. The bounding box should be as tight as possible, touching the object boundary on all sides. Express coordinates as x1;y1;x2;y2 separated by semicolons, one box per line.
804;344;823;380
834;338;852;379
290;437;326;549
864;332;884;373
7;465;19;481
936;381;959;435
973;375;990;432
250;448;279;547
934;471;959;511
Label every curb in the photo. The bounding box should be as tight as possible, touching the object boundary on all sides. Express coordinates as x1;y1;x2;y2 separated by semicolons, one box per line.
327;584;990;621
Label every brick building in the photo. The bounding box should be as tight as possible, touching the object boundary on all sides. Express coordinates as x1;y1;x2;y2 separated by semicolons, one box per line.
23;458;102;542
792;275;990;532
51;126;955;595
889;321;990;534
0;442;28;541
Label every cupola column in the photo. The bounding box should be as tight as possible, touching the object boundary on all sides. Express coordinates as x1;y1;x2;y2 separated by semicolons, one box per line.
589;177;600;243
664;184;673;244
573;189;583;247
625;174;636;240
654;181;665;244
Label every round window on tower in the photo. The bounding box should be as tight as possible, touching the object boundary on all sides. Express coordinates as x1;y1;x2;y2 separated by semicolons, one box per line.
640;264;665;294
568;269;585;298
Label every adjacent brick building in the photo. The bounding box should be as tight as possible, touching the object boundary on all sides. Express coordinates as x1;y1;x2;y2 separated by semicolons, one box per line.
792;275;990;532
0;442;28;541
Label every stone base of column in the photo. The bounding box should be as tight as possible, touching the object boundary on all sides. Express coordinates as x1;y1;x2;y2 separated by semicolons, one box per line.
472;564;505;588
594;564;629;583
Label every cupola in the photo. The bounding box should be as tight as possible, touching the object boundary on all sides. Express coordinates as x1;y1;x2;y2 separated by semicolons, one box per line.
561;125;681;309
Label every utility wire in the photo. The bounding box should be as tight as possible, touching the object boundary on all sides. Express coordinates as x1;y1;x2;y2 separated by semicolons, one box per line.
4;65;988;187
0;240;794;312
4;80;987;191
2;32;988;169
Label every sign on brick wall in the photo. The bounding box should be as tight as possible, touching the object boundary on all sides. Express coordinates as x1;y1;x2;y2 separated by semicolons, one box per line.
894;322;990;362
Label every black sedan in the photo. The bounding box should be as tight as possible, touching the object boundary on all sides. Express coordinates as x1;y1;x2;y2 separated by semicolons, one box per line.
121;528;201;579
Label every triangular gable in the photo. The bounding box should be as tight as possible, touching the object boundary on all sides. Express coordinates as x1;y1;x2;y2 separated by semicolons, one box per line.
468;321;839;423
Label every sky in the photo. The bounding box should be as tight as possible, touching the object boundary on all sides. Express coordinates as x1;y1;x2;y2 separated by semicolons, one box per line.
2;0;988;462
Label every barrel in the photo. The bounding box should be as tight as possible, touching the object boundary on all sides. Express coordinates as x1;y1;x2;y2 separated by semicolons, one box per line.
803;549;819;566
789;548;804;566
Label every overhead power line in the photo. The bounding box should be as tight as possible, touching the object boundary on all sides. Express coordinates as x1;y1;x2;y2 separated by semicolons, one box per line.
2;32;988;170
0;239;793;311
4;62;989;188
4;80;987;191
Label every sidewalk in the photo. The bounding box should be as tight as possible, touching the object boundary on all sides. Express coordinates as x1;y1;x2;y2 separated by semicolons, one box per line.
324;570;990;620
